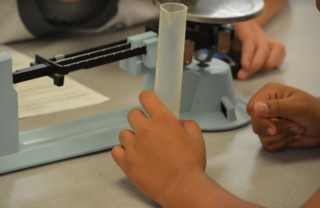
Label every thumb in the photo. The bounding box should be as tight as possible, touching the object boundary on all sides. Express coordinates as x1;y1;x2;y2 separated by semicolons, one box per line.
254;99;296;120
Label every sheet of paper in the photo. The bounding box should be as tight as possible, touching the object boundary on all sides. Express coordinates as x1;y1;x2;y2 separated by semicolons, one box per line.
0;45;110;118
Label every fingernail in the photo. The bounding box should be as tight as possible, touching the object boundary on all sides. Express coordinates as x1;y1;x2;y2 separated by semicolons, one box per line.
242;70;249;79
246;60;251;67
294;135;302;140
267;128;275;135
289;127;299;132
294;128;304;135
239;70;250;80
256;102;269;113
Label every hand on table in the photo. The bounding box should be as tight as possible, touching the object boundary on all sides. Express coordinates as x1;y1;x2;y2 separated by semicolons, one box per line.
112;91;206;205
247;83;320;152
235;20;286;80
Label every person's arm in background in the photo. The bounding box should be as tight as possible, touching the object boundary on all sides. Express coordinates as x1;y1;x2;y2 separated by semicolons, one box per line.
235;0;287;80
255;0;288;26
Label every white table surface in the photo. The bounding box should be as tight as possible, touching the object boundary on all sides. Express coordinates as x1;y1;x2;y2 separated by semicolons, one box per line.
1;1;320;207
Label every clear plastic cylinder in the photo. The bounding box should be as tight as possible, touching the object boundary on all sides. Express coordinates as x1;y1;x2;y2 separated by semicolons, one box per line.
155;3;187;119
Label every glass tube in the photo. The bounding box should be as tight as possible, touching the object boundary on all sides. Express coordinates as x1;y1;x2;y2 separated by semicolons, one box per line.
154;3;187;119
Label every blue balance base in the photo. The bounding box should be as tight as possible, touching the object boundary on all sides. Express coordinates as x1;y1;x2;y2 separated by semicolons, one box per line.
0;32;251;174
0;52;134;174
180;101;249;131
142;58;251;132
0;106;138;174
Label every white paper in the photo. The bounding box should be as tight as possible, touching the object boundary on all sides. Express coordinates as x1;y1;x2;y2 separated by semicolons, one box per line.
0;45;110;118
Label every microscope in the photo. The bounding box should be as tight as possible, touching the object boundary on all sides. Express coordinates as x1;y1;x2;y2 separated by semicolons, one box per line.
0;0;264;174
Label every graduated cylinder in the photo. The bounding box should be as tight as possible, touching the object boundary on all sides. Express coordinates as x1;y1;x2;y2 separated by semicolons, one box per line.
154;3;187;119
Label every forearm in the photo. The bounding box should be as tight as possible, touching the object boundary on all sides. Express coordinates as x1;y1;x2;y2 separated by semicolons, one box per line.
254;0;287;26
301;188;320;208
160;171;264;208
316;97;320;122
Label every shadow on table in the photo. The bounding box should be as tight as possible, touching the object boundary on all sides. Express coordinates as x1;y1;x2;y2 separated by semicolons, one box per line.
116;177;161;208
257;145;320;164
244;145;320;208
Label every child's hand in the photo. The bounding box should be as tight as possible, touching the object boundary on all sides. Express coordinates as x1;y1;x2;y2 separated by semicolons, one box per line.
112;91;206;205
235;20;286;80
247;83;320;152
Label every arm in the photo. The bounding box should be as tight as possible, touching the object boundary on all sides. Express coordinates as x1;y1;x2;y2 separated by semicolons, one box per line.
255;0;288;26
112;91;264;208
234;0;287;80
162;170;264;208
301;189;320;208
